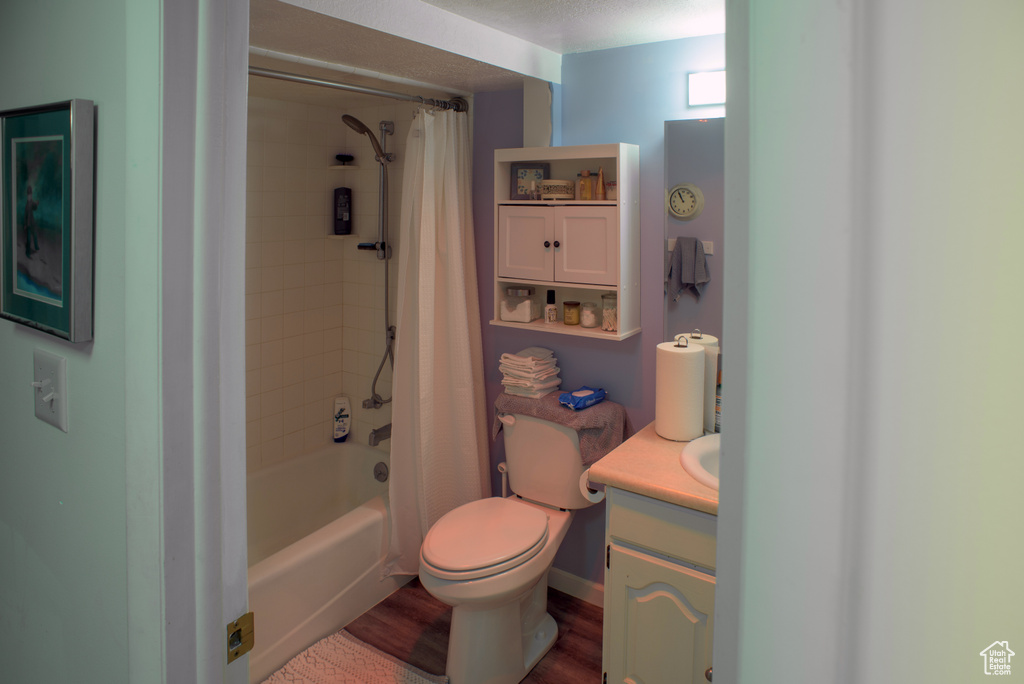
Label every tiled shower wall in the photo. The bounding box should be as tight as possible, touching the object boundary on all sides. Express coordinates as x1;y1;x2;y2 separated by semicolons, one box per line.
245;95;418;473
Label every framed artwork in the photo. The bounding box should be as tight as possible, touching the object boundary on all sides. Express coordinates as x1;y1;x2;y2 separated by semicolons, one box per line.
510;162;549;200
1;99;94;342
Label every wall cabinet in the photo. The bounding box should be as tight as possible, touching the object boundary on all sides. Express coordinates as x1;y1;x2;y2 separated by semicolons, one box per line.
497;205;618;285
492;144;640;340
603;488;716;684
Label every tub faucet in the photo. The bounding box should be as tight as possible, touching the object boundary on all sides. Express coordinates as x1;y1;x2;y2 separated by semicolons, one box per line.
369;423;391;447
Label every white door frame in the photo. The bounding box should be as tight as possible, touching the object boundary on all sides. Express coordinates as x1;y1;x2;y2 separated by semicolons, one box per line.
125;1;250;682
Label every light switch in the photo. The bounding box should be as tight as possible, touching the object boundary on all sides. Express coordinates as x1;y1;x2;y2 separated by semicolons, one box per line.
33;348;68;432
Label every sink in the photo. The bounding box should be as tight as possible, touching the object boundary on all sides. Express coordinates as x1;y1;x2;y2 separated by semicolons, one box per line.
680;434;720;490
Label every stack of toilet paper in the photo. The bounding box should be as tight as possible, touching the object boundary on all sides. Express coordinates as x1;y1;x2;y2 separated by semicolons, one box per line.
499;347;561;398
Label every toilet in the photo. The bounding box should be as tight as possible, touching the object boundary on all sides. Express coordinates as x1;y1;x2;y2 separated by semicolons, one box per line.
418;412;600;684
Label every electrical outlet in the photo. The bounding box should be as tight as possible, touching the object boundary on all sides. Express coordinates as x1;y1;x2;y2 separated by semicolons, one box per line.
33;348;68;432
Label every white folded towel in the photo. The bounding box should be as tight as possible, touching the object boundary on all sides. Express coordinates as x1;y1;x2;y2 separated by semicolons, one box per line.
500;347;555;367
498;364;559;380
504;386;559;399
501;375;562;390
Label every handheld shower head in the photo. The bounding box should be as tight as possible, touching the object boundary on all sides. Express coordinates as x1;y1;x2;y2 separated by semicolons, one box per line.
342;114;386;162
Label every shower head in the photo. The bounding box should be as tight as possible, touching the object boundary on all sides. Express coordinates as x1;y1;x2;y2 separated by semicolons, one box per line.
342;114;386;162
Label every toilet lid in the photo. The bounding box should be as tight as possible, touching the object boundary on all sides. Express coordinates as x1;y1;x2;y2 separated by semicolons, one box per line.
421;498;549;577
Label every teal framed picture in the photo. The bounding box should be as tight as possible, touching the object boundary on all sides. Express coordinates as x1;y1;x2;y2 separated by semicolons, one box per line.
1;99;94;342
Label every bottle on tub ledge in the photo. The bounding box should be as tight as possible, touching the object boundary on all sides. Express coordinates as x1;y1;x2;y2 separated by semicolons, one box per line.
334;396;352;442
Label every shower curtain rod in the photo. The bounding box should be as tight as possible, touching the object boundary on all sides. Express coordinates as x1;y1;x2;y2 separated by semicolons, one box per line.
248;66;469;112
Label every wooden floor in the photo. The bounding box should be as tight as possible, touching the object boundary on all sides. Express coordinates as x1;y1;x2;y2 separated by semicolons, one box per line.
345;577;604;683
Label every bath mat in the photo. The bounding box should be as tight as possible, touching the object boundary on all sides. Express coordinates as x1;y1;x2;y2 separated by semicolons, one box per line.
263;629;448;684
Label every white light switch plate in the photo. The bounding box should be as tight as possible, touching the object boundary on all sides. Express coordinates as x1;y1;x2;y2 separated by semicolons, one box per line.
33;348;68;432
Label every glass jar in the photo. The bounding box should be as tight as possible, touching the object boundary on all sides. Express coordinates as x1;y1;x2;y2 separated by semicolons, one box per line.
581;302;599;328
563;301;581;326
601;293;618;332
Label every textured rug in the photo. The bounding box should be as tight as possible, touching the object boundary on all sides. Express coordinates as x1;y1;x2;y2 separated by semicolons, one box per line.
263;630;448;684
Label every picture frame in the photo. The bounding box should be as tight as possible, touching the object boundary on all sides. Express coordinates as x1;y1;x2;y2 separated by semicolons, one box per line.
510;162;549;200
1;99;94;342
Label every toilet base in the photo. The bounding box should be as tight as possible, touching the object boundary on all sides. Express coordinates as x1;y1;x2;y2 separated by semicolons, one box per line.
445;574;557;684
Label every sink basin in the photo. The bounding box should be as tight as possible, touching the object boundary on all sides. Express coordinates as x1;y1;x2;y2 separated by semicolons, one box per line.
680;434;720;490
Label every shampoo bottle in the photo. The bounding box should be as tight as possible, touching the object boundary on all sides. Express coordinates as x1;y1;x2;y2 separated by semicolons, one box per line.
334;396;351;442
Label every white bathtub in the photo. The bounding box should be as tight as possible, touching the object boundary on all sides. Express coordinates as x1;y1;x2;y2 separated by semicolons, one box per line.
247;442;408;683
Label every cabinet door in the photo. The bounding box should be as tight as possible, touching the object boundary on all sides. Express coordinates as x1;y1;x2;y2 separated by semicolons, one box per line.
497;206;554;281
554;206;618;285
605;544;715;684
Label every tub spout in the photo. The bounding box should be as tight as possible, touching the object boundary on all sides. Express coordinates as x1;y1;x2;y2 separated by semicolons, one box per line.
369;423;391;447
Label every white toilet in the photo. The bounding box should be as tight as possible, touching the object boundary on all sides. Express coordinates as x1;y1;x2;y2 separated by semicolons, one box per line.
418;413;600;684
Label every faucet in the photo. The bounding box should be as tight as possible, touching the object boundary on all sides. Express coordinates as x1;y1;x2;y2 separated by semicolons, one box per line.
369;423;391;447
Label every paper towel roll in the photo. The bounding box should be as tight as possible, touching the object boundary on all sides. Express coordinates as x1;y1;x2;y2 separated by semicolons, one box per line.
655;339;705;441
579;470;606;503
675;332;720;434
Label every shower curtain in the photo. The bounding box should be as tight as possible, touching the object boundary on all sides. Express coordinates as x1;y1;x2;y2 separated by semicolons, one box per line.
384;108;490;578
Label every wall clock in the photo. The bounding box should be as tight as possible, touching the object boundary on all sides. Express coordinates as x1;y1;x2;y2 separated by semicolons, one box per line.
667;183;705;220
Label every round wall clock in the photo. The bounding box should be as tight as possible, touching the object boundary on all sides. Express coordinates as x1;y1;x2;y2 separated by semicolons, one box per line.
667;183;705;220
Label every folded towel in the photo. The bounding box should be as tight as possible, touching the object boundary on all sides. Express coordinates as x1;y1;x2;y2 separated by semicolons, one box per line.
665;237;710;301
514;346;554;360
493;391;635;467
504;386;559;399
501;375;562;390
499;365;560;381
500;347;554;366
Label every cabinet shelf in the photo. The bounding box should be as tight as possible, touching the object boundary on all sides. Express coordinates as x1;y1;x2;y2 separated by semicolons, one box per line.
498;200;618;207
490;317;640;341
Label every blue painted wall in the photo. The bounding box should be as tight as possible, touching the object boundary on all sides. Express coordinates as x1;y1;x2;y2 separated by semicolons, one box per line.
665;118;725;340
473;34;726;585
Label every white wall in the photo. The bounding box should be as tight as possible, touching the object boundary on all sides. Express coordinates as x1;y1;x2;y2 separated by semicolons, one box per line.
0;1;131;680
245;95;418;469
721;1;1024;682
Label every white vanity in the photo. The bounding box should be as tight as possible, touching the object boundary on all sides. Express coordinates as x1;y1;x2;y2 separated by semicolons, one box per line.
589;422;719;684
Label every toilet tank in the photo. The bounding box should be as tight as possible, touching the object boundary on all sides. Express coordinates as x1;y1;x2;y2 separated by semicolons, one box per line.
501;414;597;510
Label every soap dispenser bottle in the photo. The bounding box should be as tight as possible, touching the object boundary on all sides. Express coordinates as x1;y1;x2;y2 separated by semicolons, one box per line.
544;289;557;323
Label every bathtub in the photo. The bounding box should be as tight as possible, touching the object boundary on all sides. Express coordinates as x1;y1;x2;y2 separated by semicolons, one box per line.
247;441;408;683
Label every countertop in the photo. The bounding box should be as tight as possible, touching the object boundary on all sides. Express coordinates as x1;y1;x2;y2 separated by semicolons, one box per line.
588;421;719;515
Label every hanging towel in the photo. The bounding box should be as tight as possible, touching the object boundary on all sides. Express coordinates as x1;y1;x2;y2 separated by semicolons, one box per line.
665;237;710;301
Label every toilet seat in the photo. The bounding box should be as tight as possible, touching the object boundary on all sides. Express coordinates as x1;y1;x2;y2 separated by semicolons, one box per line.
421;498;550;581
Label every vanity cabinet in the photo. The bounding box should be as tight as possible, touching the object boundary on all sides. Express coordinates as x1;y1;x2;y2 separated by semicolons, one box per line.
603;487;717;684
492;143;640;340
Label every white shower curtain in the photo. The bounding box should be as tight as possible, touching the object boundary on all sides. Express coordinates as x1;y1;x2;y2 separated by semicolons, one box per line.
384;108;490;578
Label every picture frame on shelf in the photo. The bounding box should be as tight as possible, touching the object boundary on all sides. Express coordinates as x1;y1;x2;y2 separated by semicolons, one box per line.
510;162;549;200
0;99;95;342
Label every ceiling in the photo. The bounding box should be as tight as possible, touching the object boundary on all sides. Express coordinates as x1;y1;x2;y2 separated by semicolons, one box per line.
420;0;724;54
248;0;724;105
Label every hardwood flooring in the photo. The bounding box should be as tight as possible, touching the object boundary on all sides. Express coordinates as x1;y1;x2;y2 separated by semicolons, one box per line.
344;577;604;683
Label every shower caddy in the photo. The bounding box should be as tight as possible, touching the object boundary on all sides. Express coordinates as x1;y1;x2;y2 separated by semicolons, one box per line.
492;143;640;340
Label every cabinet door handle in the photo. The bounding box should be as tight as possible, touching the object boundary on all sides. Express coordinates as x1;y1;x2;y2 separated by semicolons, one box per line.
705;666;712;682
544;241;551;248
553;240;560;248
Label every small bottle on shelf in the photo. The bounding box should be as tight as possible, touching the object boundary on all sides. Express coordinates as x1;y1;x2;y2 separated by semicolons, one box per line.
544;289;558;323
596;167;606;200
579;170;592;200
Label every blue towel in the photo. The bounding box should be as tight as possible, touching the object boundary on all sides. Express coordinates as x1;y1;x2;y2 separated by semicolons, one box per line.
665;237;710;301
